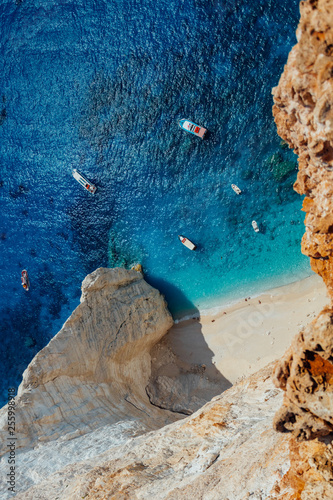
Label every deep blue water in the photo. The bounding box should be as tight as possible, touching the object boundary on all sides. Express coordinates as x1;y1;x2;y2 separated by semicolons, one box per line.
0;0;307;405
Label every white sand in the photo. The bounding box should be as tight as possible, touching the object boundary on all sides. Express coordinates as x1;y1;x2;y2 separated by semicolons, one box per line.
166;274;328;385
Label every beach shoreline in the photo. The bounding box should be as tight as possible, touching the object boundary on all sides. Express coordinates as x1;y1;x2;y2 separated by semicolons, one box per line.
166;273;327;384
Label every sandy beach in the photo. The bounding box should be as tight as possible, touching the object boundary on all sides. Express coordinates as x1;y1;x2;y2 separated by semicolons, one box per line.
165;274;328;385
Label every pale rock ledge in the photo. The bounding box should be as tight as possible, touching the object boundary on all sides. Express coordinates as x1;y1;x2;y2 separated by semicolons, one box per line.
0;267;178;459
13;365;290;500
0;268;290;499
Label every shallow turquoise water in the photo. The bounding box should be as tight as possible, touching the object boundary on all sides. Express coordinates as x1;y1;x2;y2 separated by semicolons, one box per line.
0;0;307;403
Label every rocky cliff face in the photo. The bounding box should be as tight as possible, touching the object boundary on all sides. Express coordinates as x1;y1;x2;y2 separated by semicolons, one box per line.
271;0;333;497
0;266;295;500
12;365;291;500
0;267;233;499
273;0;333;299
3;2;333;499
0;268;178;463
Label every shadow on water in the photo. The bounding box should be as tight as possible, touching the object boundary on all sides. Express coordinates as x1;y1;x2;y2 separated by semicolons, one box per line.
203;129;212;141
259;223;266;235
144;275;232;414
144;274;199;320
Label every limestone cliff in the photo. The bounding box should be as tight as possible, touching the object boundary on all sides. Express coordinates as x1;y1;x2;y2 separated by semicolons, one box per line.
12;365;291;500
272;0;333;440
271;0;333;497
3;2;333;499
0;267;292;500
273;0;333;299
0;267;232;498
0;267;178;458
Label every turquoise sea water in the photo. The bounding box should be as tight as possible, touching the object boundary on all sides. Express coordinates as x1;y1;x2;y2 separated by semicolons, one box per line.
0;0;308;404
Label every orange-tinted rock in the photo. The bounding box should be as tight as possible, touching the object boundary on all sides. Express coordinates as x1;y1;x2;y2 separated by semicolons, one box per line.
272;0;333;497
269;438;333;500
273;307;333;440
273;0;333;302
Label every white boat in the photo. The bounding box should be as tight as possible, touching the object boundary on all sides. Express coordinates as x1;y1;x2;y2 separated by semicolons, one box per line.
178;235;197;250
252;220;259;232
178;119;207;139
21;269;30;291
72;169;96;194
231;184;241;195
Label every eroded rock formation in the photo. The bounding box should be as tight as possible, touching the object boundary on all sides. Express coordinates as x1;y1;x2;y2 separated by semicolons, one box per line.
12;365;291;500
273;308;333;440
273;0;333;299
271;0;333;496
0;267;179;458
0;268;233;498
3;2;333;498
273;0;333;441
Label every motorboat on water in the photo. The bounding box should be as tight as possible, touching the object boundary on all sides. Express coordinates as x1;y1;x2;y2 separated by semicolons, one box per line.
178;119;207;139
21;270;30;291
72;169;97;194
252;220;259;232
231;184;241;195
178;234;197;250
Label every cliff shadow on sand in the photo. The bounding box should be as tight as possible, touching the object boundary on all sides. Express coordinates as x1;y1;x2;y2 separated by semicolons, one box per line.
144;277;232;415
0;267;231;500
147;320;233;416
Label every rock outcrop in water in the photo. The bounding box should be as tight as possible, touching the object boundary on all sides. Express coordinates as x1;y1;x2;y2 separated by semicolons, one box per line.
0;267;179;457
3;2;333;498
271;0;333;496
0;267;290;499
0;267;234;498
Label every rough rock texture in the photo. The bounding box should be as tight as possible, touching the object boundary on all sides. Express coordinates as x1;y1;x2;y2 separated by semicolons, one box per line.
0;267;235;499
12;365;291;500
273;0;333;441
271;0;333;497
0;267;178;457
5;2;333;498
273;308;333;440
273;0;333;299
269;436;333;499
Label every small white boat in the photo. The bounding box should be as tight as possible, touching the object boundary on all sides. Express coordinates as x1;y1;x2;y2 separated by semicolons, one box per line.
178;235;197;250
21;269;30;291
252;220;259;232
231;184;241;195
72;169;96;194
178;119;207;139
